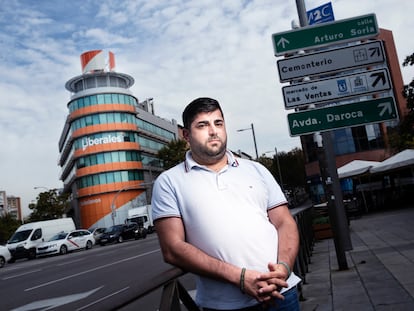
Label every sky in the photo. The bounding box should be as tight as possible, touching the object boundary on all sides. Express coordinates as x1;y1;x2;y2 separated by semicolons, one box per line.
1;0;413;217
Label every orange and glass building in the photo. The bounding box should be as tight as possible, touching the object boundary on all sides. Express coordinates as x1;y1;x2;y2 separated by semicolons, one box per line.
58;50;178;229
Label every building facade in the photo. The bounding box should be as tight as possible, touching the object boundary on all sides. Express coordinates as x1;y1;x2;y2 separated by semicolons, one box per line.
301;29;409;203
58;50;178;229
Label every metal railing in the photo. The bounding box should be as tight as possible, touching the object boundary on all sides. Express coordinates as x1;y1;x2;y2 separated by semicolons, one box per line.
115;201;315;310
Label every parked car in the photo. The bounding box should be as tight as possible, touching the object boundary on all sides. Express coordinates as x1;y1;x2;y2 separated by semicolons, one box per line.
134;225;148;239
99;224;138;245
89;227;106;244
0;245;11;268
36;229;95;257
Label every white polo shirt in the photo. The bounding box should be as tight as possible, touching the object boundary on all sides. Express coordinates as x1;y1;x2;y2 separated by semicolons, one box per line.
152;150;294;309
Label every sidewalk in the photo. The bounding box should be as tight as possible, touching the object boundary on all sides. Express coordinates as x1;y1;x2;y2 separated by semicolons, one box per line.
300;207;414;310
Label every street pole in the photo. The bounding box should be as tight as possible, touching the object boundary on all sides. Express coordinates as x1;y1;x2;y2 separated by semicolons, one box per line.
274;147;284;192
250;123;259;160
237;123;259;160
295;0;351;270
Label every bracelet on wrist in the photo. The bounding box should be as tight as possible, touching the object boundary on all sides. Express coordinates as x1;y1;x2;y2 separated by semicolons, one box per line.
240;267;246;293
278;261;291;279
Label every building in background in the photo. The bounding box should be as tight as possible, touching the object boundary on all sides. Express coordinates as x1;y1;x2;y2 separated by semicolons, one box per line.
7;196;22;221
0;191;23;222
301;29;409;203
59;50;178;229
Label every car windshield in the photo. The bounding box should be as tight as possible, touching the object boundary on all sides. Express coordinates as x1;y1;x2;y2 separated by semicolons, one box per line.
8;229;32;243
105;225;123;233
49;232;68;241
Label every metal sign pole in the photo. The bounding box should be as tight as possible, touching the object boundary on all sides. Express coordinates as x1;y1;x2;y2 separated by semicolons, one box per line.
295;0;351;270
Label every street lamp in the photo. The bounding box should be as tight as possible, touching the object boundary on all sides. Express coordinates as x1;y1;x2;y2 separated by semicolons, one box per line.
264;148;284;192
34;186;49;191
237;123;259;160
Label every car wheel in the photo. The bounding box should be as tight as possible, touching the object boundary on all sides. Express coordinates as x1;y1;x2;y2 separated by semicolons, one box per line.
28;249;37;260
117;236;123;243
86;240;93;249
0;256;5;268
60;245;68;255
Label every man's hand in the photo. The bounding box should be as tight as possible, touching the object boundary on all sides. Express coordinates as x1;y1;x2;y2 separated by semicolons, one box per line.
242;269;277;302
255;263;289;300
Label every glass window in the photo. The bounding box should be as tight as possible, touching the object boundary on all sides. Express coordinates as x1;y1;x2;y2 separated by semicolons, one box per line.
106;172;114;183
119;152;126;162
99;174;106;185
104;152;112;163
97;94;105;104
90;95;97;105
97;76;107;87
104;94;112;103
93;114;101;124
86;78;95;88
85;115;93;126
96;153;104;164
84;96;91;107
114;171;122;182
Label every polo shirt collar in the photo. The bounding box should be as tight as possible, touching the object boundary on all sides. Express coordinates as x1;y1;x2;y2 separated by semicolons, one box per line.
184;150;239;172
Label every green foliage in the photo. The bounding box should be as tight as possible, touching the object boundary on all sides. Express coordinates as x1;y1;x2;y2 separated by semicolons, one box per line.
0;213;21;244
388;112;414;151
28;189;70;221
389;53;414;151
402;53;414;111
258;147;307;190
157;139;189;170
312;215;330;225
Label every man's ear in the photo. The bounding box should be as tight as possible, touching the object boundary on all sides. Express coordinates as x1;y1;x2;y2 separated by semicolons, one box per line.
183;128;190;142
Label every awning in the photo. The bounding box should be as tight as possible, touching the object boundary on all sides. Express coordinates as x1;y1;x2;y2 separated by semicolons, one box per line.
338;160;380;179
370;149;414;174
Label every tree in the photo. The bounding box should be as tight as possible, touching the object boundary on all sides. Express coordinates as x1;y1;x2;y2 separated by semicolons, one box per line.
157;139;189;169
0;213;21;244
388;53;414;150
258;147;307;190
28;189;70;221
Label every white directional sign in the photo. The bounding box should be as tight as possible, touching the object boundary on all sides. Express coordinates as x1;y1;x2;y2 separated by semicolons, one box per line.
277;40;385;82
283;68;392;108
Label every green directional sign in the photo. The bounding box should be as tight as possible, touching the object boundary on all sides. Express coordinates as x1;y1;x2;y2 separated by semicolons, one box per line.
272;14;378;56
287;96;397;136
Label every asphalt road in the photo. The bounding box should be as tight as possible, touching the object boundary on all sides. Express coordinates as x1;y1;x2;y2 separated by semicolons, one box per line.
1;234;195;311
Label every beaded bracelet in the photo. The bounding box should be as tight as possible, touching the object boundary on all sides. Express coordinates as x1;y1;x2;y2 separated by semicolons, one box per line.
240;267;246;293
278;261;291;279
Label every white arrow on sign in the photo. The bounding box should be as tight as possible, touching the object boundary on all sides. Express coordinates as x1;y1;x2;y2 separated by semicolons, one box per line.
277;37;290;49
282;68;392;109
378;102;393;116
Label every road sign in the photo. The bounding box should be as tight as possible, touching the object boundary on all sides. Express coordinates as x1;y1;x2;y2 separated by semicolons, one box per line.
307;2;335;25
283;68;391;109
277;40;385;82
272;13;379;56
287;96;397;136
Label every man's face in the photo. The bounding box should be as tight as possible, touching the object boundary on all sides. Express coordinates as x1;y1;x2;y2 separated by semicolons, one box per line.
184;109;227;163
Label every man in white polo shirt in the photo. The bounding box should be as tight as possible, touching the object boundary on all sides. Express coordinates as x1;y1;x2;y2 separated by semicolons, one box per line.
152;97;301;311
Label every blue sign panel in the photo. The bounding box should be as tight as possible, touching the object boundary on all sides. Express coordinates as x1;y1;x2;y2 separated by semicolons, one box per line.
307;2;335;25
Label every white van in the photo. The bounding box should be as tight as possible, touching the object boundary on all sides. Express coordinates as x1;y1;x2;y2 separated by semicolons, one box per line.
6;218;75;261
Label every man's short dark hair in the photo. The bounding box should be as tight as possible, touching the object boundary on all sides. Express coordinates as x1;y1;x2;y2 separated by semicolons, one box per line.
182;97;224;129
